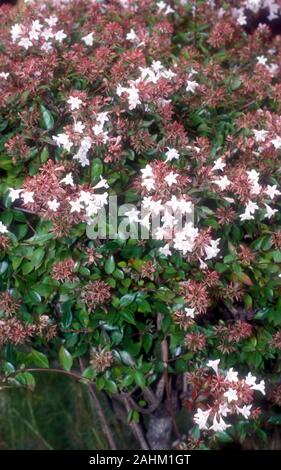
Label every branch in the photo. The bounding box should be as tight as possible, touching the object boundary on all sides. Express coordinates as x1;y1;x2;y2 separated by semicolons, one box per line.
122;396;150;450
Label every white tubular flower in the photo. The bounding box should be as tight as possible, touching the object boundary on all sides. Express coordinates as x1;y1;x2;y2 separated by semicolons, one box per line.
194;408;211;430
9;188;22;202
67;96;83;111
82;32;94;46
61;173;74;186
22;191;34;204
47;199;60;211
224;388;238;403
206;359;220;376
0;222;8;234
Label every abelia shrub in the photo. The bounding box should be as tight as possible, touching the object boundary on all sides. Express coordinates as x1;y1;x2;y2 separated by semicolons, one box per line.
1;0;281;450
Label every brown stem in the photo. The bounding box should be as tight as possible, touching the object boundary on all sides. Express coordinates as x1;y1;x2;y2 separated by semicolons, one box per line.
87;385;117;450
123;396;150;450
78;358;117;450
26;367;85;382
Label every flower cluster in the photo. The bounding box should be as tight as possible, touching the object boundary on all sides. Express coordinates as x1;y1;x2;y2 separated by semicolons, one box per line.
193;359;265;433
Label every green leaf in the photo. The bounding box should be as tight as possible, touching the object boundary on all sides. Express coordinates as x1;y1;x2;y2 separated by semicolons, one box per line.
40;104;54;130
104;255;115;274
105;379;118;395
59;346;73;371
61;301;73;328
28;349;49;368
15;372;36;391
91;158;103;185
0;261;8;274
119;294;136;308
31;248;45;268
135;371;146;389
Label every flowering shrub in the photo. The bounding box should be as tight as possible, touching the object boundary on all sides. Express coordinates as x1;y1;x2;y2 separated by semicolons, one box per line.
1;0;281;450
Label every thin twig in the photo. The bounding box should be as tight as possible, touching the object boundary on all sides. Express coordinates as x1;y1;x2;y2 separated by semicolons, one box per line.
87;385;117;450
123;396;150;450
78;358;117;450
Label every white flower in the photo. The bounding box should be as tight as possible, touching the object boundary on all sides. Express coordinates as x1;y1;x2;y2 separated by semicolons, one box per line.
117;84;141;109
61;173;74;186
92;123;104;135
69;199;82;213
141;164;154;179
53;133;73;152
96;112;109;126
173;222;199;254
245;372;257;387
94;177;109;190
73;137;92;167
0;222;8;234
194;408;211;430
213;176;231;191
252;379;265;395
237;12;247;26
264;203;277;219
82;32;94;46
127;86;141;110
257;55;268;65
67;96;83;111
245;373;265;394
79;191;93;206
199;258;208;270
157;1;167;12
159;243;172;256
11;23;23;42
164;171;178;187
271;136;281;149
139;213;151;230
165;147;180;162
45;16;58;27
219;404;231;417
240;200;259;221
142;197;163;214
41;28;54;41
0;72;9;80
164;5;175;15
204;239;220;260
124;207;140;223
210;415;231;432
186;80;199;93
247;169;261;195
19;37;33;49
212;157;226;172
22;191;34;204
162;211;176;228
265;184;281;200
9;188;22;202
55;30;67;43
73;120;85;133
126;29;138;42
142;177;155;192
29;29;40;41
184;308;196;318
224;388;238;403
41;41;53;53
207;359;220;376
225;368;239;383
236;405;252;419
253;129;268;142
31;20;42;31
47;199;60;211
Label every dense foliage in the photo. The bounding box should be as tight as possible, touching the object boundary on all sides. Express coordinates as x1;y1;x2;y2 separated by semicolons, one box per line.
1;0;281;450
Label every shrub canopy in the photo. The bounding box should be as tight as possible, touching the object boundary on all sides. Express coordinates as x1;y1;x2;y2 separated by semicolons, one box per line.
1;0;281;449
